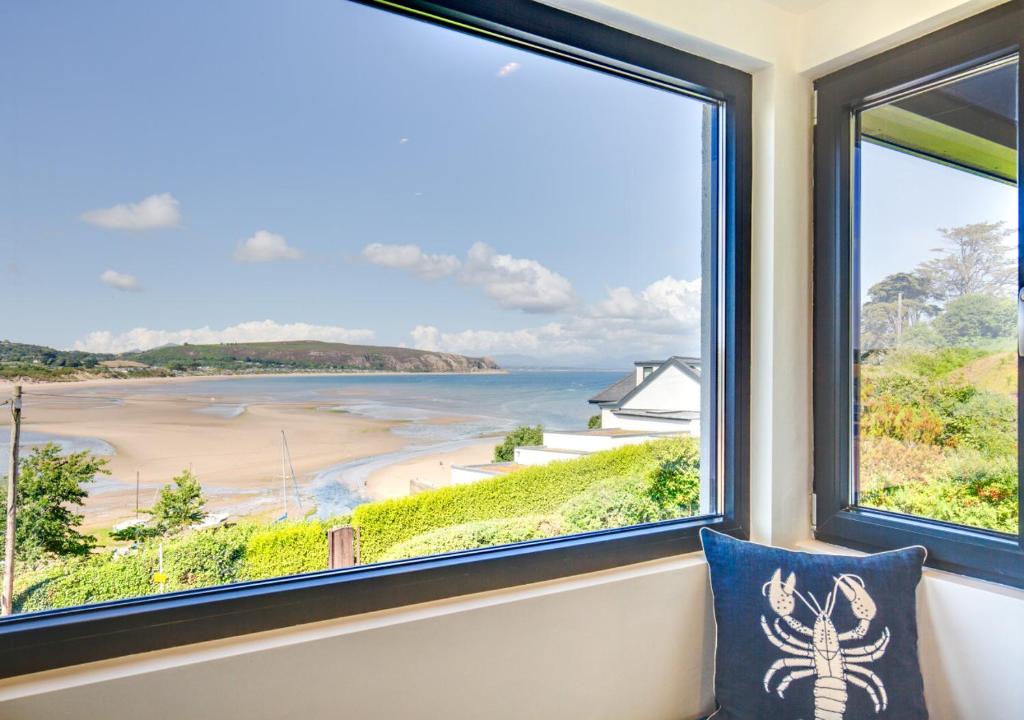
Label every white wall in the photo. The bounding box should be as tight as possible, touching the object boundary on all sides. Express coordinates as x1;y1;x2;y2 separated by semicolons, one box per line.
620;364;701;413
0;556;716;720
606;415;697;433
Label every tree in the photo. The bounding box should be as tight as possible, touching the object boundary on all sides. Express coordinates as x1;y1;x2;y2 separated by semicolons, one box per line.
860;272;936;350
493;425;543;462
0;444;105;561
151;469;207;533
917;222;1015;301
588;414;602;429
932;293;1016;345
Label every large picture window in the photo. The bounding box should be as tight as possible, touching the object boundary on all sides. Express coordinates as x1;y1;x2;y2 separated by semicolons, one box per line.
814;1;1022;586
0;0;750;676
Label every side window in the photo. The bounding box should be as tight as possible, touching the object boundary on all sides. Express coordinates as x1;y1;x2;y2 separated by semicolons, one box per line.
855;58;1019;534
814;2;1023;587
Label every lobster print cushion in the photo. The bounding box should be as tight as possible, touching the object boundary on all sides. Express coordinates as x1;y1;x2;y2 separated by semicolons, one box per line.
700;529;928;720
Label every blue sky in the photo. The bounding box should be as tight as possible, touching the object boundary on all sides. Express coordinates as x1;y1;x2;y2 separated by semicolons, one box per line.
0;0;706;368
860;142;1018;298
0;1;1016;367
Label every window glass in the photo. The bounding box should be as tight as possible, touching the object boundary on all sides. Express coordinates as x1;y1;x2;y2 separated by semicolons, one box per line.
855;57;1019;533
0;0;720;614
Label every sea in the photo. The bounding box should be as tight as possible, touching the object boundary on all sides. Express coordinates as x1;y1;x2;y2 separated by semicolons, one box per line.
2;370;623;518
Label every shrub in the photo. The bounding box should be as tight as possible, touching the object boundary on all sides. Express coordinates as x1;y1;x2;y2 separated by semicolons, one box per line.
858;436;945;490
151;469;207;533
941;391;1016;456
354;438;698;563
16;547;157;612
379;516;561;561
861;395;944;446
165;523;257;588
558;476;661;533
889;347;984;378
647;441;701;514
493;425;543;462
13;516;354;612
588;414;602;429
860;449;1018;534
933;294;1015;345
242;520;333;580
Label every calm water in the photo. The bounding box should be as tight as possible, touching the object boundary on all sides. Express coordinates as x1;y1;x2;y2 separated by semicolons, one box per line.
49;370;623;516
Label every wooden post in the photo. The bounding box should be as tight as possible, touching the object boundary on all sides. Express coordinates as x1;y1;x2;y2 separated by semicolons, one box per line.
2;386;23;616
327;526;358;569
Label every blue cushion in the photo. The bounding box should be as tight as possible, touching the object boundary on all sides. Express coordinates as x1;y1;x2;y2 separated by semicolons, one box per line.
700;528;928;720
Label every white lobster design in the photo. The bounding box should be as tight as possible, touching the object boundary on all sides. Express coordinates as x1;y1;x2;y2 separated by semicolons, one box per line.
760;569;890;720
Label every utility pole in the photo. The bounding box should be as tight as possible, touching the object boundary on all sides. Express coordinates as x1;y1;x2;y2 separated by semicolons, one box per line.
3;386;23;616
895;292;904;346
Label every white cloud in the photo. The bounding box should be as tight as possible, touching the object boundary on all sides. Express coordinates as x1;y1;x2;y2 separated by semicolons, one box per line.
81;193;181;230
234;230;303;263
592;276;702;331
462;242;575;313
497;62;520;78
73;320;375;354
410;325;442;351
99;269;141;292
361;241;574;313
411;323;586;357
363;243;460;279
409;275;703;361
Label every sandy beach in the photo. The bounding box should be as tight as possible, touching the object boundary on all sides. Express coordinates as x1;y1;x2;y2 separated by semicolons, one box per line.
364;440;497;500
0;376;498;532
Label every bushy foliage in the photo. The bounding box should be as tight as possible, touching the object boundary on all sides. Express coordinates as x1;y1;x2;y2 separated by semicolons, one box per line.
164;523;258;588
12;438;704;611
243;520;334;580
647;441;702;514
587;414;602;429
151;469;207;533
493;425;543;462
379;516;561;561
354;438;699;562
888;347;985;378
859;436;946;488
861;451;1017;534
858;341;1018;533
558;476;662;533
932;294;1015;345
14;517;349;612
0;444;106;561
16;552;157;613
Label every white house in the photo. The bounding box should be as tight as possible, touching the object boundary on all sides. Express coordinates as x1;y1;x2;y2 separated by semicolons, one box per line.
588;357;701;434
451;358;700;483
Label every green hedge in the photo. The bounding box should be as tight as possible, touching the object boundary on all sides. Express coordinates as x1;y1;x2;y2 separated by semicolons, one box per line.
353;438;696;562
243;519;339;580
14;517;349;613
13;439;701;612
379;516;561;561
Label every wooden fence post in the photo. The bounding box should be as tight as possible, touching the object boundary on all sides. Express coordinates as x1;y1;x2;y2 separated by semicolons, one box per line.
327;526;359;569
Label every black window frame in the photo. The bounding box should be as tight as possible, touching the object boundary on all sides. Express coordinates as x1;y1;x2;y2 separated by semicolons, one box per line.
813;0;1023;587
0;0;751;678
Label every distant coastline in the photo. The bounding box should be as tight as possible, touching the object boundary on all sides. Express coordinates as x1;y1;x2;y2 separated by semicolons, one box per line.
0;367;508;390
0;339;503;386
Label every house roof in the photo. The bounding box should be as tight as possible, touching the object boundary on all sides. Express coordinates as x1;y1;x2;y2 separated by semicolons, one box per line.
611;409;700;422
610;356;702;410
588;356;701;407
588;372;636;405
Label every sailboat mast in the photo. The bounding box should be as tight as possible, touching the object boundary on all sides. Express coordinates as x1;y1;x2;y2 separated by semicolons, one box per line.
281;430;288;520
